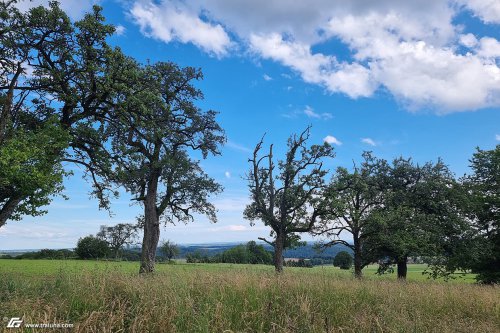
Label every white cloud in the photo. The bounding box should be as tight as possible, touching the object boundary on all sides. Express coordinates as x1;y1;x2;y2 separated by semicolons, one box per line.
15;0;97;19
130;0;232;57
477;37;500;58
226;140;252;153
224;171;231;178
127;0;500;112
361;138;377;146
496;134;500;141
460;33;478;48
323;135;342;146
212;197;249;212
458;0;500;24
114;25;126;36
303;105;333;120
263;74;272;81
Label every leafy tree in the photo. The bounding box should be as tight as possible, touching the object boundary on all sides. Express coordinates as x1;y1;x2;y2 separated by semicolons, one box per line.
246;241;273;264
365;157;466;279
75;235;109;259
0;118;69;227
245;127;334;272
315;152;389;278
432;146;500;283
186;250;210;263
285;258;313;268
96;223;139;259
333;251;353;269
211;241;273;264
1;2;134;224
159;240;180;262
465;145;500;283
103;62;225;273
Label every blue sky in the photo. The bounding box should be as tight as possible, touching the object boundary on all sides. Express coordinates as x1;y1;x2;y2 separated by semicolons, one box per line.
1;0;499;249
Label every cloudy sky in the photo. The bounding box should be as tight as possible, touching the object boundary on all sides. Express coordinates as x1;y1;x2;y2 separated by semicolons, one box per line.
1;0;499;249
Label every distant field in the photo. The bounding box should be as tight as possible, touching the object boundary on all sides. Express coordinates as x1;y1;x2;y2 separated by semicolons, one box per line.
0;260;496;332
0;259;476;282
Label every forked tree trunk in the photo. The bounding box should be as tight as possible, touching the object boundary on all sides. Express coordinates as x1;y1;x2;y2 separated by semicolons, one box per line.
353;236;363;278
397;256;408;280
139;178;160;274
274;232;285;273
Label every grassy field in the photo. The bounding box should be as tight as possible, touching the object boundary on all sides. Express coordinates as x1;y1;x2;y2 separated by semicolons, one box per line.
0;260;498;332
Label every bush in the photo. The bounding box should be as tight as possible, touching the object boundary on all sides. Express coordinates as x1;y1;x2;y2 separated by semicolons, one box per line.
75;236;110;259
285;259;313;268
211;242;274;264
333;251;353;270
14;249;75;259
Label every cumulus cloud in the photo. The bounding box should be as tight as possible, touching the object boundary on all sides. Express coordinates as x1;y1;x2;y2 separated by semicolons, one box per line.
459;0;500;24
496;134;500;141
361;138;377;146
130;0;231;57
126;0;500;112
224;171;231;178
323;135;342;146
263;74;272;81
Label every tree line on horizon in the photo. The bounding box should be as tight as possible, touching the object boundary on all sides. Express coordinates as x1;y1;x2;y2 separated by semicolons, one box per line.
0;2;498;283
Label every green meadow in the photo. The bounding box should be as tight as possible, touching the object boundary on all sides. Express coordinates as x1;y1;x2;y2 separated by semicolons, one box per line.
1;259;497;332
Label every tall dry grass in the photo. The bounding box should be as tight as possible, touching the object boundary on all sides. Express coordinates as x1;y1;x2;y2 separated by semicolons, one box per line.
0;266;498;332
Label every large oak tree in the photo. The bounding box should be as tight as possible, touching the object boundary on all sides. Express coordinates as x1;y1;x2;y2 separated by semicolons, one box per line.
1;1;134;225
105;62;225;273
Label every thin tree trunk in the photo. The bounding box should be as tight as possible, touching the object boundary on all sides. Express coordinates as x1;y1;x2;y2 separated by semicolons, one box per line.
139;178;160;274
397;256;408;280
274;232;285;273
353;236;363;278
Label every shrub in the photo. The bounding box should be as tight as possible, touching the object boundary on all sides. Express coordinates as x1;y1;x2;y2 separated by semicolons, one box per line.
75;236;110;259
334;251;353;270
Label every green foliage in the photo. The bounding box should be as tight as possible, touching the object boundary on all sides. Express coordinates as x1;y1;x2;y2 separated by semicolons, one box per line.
285;258;313;267
100;61;225;273
466;146;500;283
96;223;139;259
333;251;353;269
75;236;110;259
159;240;180;262
15;249;74;260
0;0;133;224
317;152;389;277
212;241;273;265
375;158;468;279
186;250;211;263
0;117;70;225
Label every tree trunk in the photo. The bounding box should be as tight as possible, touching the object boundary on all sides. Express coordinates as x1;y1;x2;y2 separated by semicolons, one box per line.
353;236;363;278
139;182;160;274
0;196;22;228
397;257;408;280
274;232;285;273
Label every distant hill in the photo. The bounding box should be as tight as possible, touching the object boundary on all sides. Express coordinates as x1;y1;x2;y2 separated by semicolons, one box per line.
1;241;352;260
174;242;352;259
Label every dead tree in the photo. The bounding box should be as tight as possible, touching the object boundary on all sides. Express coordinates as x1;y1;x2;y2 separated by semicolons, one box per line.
245;127;334;272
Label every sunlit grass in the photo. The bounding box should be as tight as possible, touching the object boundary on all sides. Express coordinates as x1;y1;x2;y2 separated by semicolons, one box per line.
0;260;495;332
